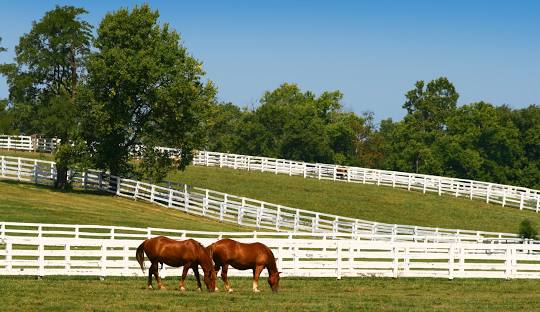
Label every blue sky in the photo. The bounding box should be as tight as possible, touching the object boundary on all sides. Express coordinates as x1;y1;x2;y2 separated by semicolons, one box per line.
1;0;539;121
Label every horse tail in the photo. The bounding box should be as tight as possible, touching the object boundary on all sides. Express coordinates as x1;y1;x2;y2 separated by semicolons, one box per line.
136;241;146;273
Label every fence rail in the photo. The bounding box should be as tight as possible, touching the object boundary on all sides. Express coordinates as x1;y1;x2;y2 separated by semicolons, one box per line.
1;234;539;279
192;151;540;213
0;156;526;243
0;135;59;152
2;134;539;213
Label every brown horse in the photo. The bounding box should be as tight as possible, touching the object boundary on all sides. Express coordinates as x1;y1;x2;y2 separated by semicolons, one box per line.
136;236;216;292
207;238;281;293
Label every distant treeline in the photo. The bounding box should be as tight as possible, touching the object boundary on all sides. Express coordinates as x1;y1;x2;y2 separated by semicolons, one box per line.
205;79;540;189
0;5;538;189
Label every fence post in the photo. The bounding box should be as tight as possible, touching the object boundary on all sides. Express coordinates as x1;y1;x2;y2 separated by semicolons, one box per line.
536;195;539;213
7;135;11;150
505;246;512;279
123;245;130;276
203;190;209;216
168;189;174;208
293;210;300;232
318;165;322;180
519;193;524;210
469;181;473;200
333;166;337;181
17;158;21;181
219;203;225;222
312;213;320;233
502;189;507;207
256;203;263;229
183;185;189;212
0;222;5;240
438;178;442;196
422;177;427;193
38;240;45;278
65;243;71;274
303;163;307;178
275;205;281;231
33;160;39;184
448;245;455;280
6;241;12;273
1;155;4;177
100;244;107;280
336;241;342;280
289;162;293;176
238;198;245;225
116;177;121;196
247;156;251;171
486;184;492;204
219;153;224;168
392;246;399;278
150;185;155;203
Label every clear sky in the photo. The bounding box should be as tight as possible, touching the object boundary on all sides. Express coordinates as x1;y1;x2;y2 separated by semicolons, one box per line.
1;0;539;121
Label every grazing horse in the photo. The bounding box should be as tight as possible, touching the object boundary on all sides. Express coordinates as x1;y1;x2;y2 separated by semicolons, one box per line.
207;238;281;293
136;236;216;292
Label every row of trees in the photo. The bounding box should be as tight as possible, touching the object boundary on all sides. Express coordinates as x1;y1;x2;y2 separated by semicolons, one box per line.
205;78;540;189
1;5;539;189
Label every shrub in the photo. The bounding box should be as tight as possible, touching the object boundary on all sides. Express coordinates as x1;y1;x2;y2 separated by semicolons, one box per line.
519;219;538;240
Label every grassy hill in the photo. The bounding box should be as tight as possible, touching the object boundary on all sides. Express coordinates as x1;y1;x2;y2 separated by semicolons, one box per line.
0;180;245;232
2;149;540;234
168;166;540;234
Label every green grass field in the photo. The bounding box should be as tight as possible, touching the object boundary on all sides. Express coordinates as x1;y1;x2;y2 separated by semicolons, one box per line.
2;149;540;234
168;166;540;234
1;276;538;312
0;180;245;232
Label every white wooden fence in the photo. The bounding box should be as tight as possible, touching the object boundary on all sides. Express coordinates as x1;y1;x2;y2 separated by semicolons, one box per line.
1;233;539;279
0;156;526;243
2;134;539;212
0;135;59;152
192;151;540;213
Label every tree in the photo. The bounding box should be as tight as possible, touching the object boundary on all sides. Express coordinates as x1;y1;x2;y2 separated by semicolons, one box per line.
83;5;216;182
236;83;340;163
0;6;93;189
206;102;245;153
386;77;459;173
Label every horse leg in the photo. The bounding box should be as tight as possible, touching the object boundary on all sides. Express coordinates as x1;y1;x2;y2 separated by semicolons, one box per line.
147;262;154;289
152;261;165;290
252;265;264;293
222;264;233;293
214;264;221;291
179;264;190;291
192;265;202;291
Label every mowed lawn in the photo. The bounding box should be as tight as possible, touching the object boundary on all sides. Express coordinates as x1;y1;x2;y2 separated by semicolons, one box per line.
3;150;540;234
168;166;540;234
0;180;246;232
1;276;538;312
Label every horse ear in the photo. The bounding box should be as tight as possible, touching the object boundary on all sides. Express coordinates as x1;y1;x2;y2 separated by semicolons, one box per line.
278;271;282;275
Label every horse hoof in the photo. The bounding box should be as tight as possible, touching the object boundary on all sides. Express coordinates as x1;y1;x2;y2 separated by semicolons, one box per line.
215;287;219;292
253;289;261;293
227;288;234;293
180;287;186;292
197;288;202;292
147;285;153;290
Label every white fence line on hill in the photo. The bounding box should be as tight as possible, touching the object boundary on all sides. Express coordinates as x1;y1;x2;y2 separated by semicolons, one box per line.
2;134;538;213
2;222;534;245
0;155;525;243
0;135;59;152
1;234;539;279
192;151;540;213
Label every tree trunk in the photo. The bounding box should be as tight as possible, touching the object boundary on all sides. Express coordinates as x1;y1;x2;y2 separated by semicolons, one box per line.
54;165;69;190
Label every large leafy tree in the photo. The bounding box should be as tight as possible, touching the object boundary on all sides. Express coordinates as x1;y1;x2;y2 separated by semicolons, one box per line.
0;6;93;188
83;5;216;181
385;77;459;173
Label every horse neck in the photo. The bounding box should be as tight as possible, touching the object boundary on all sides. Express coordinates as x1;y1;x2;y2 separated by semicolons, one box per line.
266;252;278;274
198;248;214;273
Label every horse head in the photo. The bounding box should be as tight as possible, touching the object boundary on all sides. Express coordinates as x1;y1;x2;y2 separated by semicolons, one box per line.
203;267;217;292
268;271;281;293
